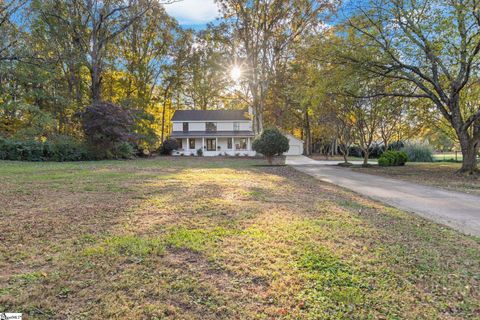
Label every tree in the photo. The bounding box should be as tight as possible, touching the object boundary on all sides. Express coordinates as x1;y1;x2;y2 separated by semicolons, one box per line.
115;2;179;150
252;127;289;164
343;0;480;173
334;101;355;164
80;101;135;152
42;0;178;103
350;96;382;166
182;25;234;110
0;0;27;61
159;28;192;142
216;0;336;133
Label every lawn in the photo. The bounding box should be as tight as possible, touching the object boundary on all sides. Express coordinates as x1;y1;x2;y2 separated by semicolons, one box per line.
433;152;464;162
0;157;479;319
352;162;480;196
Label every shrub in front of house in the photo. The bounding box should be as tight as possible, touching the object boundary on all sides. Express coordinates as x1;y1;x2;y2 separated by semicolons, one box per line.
401;141;434;162
196;148;203;156
252;127;289;164
159;138;178;155
378;151;408;166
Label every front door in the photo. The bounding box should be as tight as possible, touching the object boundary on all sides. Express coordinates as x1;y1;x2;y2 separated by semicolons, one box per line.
206;139;216;151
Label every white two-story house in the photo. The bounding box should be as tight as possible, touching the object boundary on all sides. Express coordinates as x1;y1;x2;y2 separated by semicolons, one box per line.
170;109;256;156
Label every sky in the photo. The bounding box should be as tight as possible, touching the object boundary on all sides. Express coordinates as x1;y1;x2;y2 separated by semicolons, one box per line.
162;0;363;30
163;0;222;30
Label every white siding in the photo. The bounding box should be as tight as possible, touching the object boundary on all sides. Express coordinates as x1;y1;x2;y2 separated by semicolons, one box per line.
190;122;205;131
238;122;251;131
172;122;183;131
217;122;233;131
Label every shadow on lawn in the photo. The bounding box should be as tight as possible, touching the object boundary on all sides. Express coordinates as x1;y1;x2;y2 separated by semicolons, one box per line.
1;158;479;318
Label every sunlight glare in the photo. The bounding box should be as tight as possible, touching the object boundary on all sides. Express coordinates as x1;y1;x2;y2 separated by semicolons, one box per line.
231;66;242;81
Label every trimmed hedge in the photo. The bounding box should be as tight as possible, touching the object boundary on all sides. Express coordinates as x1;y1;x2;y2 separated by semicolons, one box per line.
378;151;408;167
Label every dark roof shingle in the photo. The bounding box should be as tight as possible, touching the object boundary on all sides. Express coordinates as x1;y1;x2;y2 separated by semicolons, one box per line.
171;110;250;121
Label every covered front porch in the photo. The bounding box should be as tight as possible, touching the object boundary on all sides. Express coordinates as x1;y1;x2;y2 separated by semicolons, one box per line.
172;136;256;156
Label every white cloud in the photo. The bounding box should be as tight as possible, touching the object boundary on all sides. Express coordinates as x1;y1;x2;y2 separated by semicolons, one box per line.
164;0;221;24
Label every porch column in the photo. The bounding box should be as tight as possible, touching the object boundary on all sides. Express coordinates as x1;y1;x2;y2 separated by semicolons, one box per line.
186;138;189;151
215;137;218;154
247;137;251;151
202;137;205;151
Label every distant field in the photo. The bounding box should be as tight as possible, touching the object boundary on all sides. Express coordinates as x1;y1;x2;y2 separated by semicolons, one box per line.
433;152;464;162
1;157;479;319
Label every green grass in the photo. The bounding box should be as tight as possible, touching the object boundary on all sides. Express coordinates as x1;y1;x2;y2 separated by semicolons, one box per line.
0;157;479;319
433;152;464;162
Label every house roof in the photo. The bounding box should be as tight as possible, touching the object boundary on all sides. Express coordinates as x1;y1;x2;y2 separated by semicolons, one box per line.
171;110;250;121
171;131;255;138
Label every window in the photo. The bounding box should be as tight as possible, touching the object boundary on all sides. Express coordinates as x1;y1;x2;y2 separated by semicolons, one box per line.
183;122;189;132
206;122;217;132
233;122;240;131
206;139;216;151
176;139;183;150
235;138;247;150
189;139;195;149
227;138;233;149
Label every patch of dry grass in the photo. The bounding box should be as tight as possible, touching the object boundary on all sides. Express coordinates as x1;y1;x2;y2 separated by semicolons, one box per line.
0;157;479;319
352;162;480;196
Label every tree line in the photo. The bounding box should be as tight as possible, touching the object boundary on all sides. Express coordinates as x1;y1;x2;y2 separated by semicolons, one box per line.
1;0;479;172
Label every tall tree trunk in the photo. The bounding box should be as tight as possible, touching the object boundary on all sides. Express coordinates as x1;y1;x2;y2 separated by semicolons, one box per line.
363;150;369;167
342;149;348;163
458;133;479;173
161;84;173;143
90;62;102;104
303;109;311;156
450;99;479;173
161;95;168;143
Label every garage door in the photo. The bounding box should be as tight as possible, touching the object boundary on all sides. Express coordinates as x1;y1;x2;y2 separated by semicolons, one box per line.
286;145;302;155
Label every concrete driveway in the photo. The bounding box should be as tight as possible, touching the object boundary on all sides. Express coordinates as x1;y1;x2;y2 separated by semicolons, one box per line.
286;155;480;236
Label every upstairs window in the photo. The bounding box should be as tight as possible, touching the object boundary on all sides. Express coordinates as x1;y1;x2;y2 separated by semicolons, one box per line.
206;122;217;132
233;122;240;131
183;122;189;132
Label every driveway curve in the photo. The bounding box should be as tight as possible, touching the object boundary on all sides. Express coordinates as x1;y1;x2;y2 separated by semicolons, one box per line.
286;155;480;236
